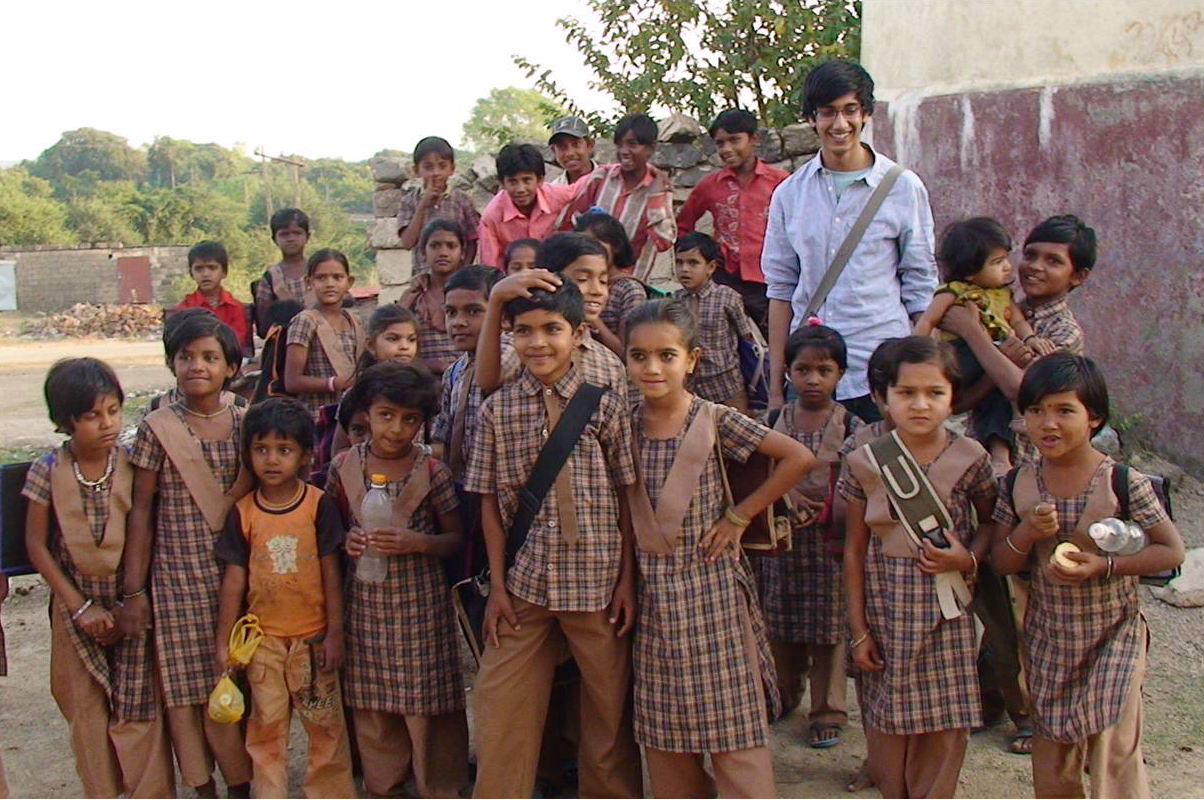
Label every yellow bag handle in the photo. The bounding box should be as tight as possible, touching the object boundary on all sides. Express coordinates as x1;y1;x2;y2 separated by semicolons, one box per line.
226;613;265;669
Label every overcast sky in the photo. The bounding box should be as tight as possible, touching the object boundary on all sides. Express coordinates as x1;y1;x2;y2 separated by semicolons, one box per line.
2;0;609;163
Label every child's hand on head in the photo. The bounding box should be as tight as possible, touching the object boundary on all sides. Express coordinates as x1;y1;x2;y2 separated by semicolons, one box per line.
492;270;561;303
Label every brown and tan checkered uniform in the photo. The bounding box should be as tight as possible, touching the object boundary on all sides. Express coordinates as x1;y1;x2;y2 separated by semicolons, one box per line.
599;276;646;335
286;309;360;420
632;398;780;752
673;281;755;403
431;346;520;479
754;403;861;644
993;457;1165;743
1009;297;1086;467
130;404;246;708
395;187;480;275
22;448;158;721
326;444;464;715
254;262;308;310
840;430;996;734
398;274;458;372
464;365;636;611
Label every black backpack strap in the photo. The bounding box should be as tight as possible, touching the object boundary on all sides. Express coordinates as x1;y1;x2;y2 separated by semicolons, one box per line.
505;383;606;563
1005;466;1021;520
1112;462;1131;519
149;394;162;413
767;408;782;429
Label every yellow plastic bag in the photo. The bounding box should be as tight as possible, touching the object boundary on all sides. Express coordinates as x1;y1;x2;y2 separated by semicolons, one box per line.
206;614;265;723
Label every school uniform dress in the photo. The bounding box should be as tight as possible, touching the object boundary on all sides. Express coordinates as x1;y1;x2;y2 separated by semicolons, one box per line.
285;309;362;420
600;275;646;335
629;397;779;798
254;262;316;336
395;187;481;276
326;443;467;799
399;275;457;375
130;404;253;789
673;281;756;406
464;365;642;799
22;447;174;798
754;403;860;722
994;457;1165;799
842;430;996;798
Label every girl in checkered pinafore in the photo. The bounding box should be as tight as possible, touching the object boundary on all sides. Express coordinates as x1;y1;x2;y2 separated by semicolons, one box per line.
325;363;468;799
841;336;997;799
752;322;861;748
23;358;174;798
624;299;814;798
399;218;467;377
122;313;254;797
990;354;1184;799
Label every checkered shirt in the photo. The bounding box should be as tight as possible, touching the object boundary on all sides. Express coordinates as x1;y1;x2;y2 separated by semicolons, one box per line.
840;431;996;734
326;444;464;714
464;365;636;612
396;187;480;275
631;397;779;751
22;448;158;720
286;310;360;420
993;457;1165;742
130;404;246;707
254;263;308;308
431;345;520;479
599;276;646;335
674;281;755;403
1010;297;1086;467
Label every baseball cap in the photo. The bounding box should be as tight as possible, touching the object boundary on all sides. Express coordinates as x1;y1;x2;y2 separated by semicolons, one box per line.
548;115;591;144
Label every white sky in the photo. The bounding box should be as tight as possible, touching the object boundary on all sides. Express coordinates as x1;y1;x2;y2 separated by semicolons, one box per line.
1;0;611;163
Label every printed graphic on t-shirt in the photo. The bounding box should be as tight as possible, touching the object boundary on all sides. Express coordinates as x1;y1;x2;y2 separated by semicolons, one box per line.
267;535;299;574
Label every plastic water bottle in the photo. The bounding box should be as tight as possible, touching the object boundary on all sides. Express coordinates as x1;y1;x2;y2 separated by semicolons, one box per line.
357;474;391;584
1088;517;1147;556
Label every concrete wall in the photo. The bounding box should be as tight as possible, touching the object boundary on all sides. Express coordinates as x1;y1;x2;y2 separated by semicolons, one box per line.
0;244;191;312
861;0;1204;472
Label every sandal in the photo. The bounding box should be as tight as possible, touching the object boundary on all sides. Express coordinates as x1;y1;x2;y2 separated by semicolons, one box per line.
809;721;843;749
1008;724;1034;755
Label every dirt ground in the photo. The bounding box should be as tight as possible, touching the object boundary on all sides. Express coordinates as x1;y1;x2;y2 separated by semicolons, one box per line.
0;337;1201;798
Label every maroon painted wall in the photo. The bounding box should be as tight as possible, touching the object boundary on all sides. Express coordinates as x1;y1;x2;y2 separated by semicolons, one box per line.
873;74;1204;474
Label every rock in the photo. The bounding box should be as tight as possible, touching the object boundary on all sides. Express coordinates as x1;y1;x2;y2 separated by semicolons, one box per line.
770;160;794;175
514;138;555;165
375;249;412;286
1150;547;1204;608
448;173;473;192
367;218;403;249
469;185;497;211
781;123;820;157
652;143;704;171
19;303;163;339
792;153;817;171
1092;424;1122;457
471;154;499;193
707;150;725;168
544;163;565;183
671;186;693;206
594;140;617;165
756;129;783;163
659;113;704;143
372;188;404;219
697;134;717;157
370;155;409;184
376;284;408;306
676;164;717;189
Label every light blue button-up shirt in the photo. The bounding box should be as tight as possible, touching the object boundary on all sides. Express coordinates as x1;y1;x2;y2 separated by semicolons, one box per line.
761;147;936;399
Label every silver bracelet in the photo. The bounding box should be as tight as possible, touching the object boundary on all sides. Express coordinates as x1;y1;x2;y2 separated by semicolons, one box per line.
71;598;94;622
1004;534;1028;556
968;551;980;574
849;631;870;649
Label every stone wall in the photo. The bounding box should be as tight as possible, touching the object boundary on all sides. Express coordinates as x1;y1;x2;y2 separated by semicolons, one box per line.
367;115;820;302
0;244;191;312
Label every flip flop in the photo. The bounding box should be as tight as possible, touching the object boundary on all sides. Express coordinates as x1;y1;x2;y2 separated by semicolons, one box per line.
809;721;844;749
1009;724;1034;755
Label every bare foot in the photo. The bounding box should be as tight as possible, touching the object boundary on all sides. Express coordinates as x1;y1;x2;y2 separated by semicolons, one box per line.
845;760;874;792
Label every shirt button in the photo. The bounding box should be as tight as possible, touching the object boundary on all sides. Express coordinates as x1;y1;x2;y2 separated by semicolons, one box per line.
541;428;549;437
548;520;558;529
547;563;555;572
835;217;841;223
544;388;553;396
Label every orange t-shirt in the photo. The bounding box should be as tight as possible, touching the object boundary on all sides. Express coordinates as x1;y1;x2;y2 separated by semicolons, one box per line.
216;485;344;638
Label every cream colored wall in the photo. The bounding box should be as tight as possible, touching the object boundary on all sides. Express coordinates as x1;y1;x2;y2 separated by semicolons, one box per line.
862;0;1204;99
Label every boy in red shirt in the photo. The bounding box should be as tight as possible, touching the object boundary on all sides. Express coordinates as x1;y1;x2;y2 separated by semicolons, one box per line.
178;241;251;353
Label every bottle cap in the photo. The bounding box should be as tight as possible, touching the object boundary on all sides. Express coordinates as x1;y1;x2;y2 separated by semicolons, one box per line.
370;473;387;484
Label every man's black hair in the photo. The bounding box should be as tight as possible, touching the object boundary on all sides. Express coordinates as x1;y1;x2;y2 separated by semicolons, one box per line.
188;240;229;271
44;357;124;434
496;143;546;181
165;312;242;373
937;217;1013;282
503;278;585;329
342;362;440;421
445;264;503;297
785;323;848;371
413;136;455;164
802;59;875;120
241;397;316;472
573;211;634;270
613;114;658;146
708;108;758;138
270;207;310;237
1017;353;1109;435
535;231;608;274
1024;214;1098;273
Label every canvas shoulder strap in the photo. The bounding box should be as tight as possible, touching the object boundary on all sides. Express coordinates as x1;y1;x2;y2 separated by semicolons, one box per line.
49;447;131;577
144;407;251;532
805;163;905;318
336;446;366;526
298;309;359;382
506;383;605;563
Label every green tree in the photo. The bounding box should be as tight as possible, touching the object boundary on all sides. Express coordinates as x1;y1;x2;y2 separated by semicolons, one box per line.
0;168;71;245
461;87;567;152
29;127;148;188
514;0;861;128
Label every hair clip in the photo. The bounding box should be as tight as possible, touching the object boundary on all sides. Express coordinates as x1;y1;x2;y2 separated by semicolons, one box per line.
806;315;823;327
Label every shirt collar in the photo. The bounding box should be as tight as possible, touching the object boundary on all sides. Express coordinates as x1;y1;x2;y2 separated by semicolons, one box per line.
606;162;657;190
718;157;775;183
1026;295;1070;322
184;287;237;308
499;184;553;223
807;144;896;187
684;280;715;299
516;361;582;400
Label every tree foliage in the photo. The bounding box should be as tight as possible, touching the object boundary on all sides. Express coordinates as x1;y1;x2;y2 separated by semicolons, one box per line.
514;0;861;128
29;128;148;187
461;87;567;153
0;168;72;245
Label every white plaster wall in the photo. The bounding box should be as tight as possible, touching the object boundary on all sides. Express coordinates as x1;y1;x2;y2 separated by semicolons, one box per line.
862;0;1204;100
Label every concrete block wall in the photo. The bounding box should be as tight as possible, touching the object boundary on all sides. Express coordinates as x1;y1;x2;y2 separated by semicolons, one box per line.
0;244;191;312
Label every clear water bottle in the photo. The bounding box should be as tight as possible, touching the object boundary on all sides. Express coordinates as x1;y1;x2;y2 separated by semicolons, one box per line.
357;473;391;584
1088;517;1147;556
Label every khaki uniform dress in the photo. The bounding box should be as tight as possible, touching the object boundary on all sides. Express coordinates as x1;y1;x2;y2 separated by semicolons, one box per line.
285;309;363;420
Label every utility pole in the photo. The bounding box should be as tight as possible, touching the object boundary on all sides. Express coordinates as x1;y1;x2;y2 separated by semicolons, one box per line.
255;148;306;212
257;148;273;220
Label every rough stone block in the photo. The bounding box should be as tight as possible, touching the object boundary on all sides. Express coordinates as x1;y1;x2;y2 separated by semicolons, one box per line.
781;124;820;157
653;143;704;171
376;284;408;306
792;153;817;171
471;154;499;193
367;218;403;249
545;163;565;183
769;160;794;175
698;133;717;157
676;164;717;189
756;129;783;163
672;186;693;206
594;140;617;164
1150;547;1204;608
370;155;409;184
514;138;556;165
448;173;473;192
373;188;404;219
375;248;412;286
470;185;497;211
659;113;704;143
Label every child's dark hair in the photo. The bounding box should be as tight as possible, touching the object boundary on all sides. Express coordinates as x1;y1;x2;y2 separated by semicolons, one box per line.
358;305;419;371
1017;353;1109;434
785;323;848;371
337;394;364;432
306;248;350;278
163;307;214;367
614;114;658;146
881;335;960;395
503;278;585;328
708;108;758;138
188;240;229;271
503;238;540;269
674;232;724;270
418;218;466;252
241;397;316;472
165;312;242;373
445;265;503;297
535;231;607;273
1024;214;1098;273
624;298;699;351
44;357;124;434
343;362;439;421
266;299;304;329
270;207;310;237
802;59;875;120
937;217;1012;282
496;143;546;180
867;337;901;399
413;136;455;164
573;211;634;270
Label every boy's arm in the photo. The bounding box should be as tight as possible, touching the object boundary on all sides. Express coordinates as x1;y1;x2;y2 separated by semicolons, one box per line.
912;292;956;337
476;203;503;268
398;185;439;250
952;374;998;414
939;304;1026;399
119;467;158;636
1009;303;1036;341
646;190;677;253
767;299;793;411
318;553;344;672
591;317;624;356
675;183;707;234
214;564;247;676
480;493;520;648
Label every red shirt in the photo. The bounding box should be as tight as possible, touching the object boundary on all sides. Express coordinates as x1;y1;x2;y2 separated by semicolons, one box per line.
676;159;790;283
178;287;249;346
477;182;578;268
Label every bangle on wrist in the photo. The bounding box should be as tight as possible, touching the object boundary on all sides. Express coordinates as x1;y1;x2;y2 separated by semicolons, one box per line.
724;506;751;528
850;631;870;649
121;587;147;600
968;551;979;574
1004;534;1028;556
327;376;337;393
71;598;94;622
1105;554;1115;580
